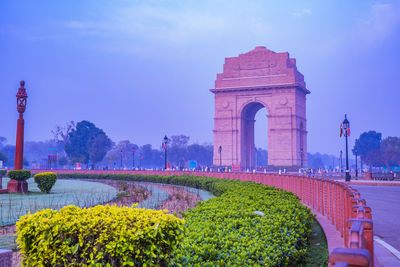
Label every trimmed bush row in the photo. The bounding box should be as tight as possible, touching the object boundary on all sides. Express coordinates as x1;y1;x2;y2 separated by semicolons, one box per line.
33;172;57;193
7;169;31;181
16;205;185;266
57;173;315;266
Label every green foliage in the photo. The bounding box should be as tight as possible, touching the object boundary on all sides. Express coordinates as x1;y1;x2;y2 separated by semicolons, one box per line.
353;131;382;163
7;170;31;181
33;172;57;193
65;120;112;166
0;169;7;176
381;136;400;170
58;157;69;166
304;220;329;266
16;205;185;267
58;173;315;266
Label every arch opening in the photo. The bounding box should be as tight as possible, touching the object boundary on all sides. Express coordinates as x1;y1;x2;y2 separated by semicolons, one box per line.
241;102;268;170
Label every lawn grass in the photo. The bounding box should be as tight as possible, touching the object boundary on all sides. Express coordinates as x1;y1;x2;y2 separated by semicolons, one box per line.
304;218;329;266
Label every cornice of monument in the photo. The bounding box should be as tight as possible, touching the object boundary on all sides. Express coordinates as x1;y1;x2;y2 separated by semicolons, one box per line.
210;83;310;95
212;46;310;95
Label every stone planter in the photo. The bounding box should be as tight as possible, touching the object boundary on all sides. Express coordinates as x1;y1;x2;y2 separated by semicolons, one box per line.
7;179;28;193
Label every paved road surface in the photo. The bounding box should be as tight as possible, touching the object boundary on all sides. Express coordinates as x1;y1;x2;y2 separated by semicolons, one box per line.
351;185;400;252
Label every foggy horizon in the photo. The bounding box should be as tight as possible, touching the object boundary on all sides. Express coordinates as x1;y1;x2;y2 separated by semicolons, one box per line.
1;1;400;156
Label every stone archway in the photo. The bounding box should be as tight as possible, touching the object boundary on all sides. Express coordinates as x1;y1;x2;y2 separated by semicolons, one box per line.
211;46;310;169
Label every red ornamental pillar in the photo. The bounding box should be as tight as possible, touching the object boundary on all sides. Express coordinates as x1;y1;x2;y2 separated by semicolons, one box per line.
14;81;28;170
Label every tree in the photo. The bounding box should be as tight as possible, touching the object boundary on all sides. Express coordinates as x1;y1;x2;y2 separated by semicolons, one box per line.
365;149;383;167
0;137;7;163
0;151;7;164
58;157;69;166
65;121;112;167
353;131;382;167
256;148;268;166
105;140;138;169
380;136;400;171
187;143;213;166
168;135;190;167
52;121;76;157
0;137;6;148
170;135;190;148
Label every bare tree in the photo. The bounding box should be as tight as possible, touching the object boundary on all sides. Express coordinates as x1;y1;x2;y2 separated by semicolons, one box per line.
51;121;76;156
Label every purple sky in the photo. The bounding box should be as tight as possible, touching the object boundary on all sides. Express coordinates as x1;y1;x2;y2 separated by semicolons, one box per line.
1;0;399;155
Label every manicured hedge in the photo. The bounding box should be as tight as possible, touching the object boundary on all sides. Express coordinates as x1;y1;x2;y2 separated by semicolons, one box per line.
7;170;31;181
34;172;57;193
16;205;185;266
58;173;314;266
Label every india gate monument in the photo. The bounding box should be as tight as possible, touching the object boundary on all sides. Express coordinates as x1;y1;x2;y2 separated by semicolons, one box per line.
211;46;310;169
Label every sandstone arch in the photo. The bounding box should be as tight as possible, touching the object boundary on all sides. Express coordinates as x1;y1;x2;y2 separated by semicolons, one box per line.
211;46;309;169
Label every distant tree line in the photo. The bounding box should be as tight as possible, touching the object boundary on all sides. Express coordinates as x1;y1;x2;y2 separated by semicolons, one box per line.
1;121;399;171
353;131;400;171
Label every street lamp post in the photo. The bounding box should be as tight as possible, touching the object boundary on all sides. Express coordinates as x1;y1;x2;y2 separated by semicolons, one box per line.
218;145;222;167
341;114;351;182
254;147;257;169
300;148;304;168
355;149;358;177
132;147;135;169
120;150;123;170
340;150;343;172
163;135;169;170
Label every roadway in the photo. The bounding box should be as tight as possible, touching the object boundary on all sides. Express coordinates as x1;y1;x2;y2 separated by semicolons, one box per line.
351;185;400;253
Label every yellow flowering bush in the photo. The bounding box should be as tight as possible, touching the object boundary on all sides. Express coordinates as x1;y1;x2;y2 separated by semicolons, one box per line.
16;205;185;266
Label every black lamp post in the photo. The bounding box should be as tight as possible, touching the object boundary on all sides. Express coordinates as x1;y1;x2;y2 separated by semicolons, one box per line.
163;135;169;170
300;148;304;168
120;150;123;170
355;149;358;177
340;150;343;172
132;147;135;169
218;145;222;167
342;114;351;181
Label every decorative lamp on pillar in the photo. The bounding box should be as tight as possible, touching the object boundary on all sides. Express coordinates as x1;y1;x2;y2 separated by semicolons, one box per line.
8;81;29;193
15;81;28;170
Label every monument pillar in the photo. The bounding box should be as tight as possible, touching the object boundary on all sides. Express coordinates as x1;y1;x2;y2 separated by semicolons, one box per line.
14;81;28;170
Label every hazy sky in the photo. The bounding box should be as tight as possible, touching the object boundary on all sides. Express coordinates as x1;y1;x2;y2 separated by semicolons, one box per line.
1;0;399;155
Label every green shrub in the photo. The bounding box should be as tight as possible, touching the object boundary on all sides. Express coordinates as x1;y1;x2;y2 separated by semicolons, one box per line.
0;169;7;177
58;173;314;266
7;170;31;181
16;205;185;266
33;172;57;193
